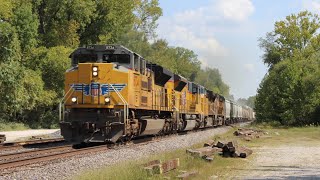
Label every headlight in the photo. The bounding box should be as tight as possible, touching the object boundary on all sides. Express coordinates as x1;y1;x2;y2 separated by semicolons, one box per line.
93;66;98;72
105;97;110;103
92;71;98;76
71;97;77;103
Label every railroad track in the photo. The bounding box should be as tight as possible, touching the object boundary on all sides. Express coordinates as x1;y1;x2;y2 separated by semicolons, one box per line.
0;144;108;170
0;145;73;163
0;134;178;171
0;138;65;151
0;122;249;173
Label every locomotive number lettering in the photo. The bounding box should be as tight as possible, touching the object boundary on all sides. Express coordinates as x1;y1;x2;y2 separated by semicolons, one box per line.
87;45;94;49
105;46;115;50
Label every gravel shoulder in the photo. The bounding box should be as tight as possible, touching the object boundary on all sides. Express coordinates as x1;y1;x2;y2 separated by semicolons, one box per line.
1;126;233;180
0;129;61;142
238;145;320;179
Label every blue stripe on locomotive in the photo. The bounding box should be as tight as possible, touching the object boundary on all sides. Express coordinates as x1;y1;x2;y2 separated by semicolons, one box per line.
72;83;126;96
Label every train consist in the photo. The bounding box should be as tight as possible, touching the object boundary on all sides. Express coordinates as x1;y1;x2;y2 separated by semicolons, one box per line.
59;45;255;144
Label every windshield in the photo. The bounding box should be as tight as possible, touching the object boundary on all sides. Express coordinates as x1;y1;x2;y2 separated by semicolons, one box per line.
73;54;98;64
103;54;130;64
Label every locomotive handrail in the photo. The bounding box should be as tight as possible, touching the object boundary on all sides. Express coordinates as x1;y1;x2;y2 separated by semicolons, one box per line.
109;84;129;129
61;85;75;102
59;85;75;121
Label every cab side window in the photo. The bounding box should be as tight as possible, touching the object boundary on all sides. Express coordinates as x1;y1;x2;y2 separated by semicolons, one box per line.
134;55;140;71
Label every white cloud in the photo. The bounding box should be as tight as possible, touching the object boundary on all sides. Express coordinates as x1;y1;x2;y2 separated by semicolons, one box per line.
302;0;320;12
216;0;255;22
157;0;258;98
158;13;228;67
244;63;255;72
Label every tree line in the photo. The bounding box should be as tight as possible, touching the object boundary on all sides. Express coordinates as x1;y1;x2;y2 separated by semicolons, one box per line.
256;11;320;126
0;0;230;128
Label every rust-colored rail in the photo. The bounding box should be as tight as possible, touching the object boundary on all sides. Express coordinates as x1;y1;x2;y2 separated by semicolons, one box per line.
0;145;73;163
0;145;108;170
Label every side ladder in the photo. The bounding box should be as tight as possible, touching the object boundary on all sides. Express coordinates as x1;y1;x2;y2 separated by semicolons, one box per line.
109;84;129;134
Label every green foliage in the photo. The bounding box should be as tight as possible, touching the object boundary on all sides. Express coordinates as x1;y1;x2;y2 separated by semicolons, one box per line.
0;61;24;119
0;0;230;129
147;40;202;80
0;0;13;21
0;61;55;122
237;96;256;108
0;22;21;62
0;120;29;131
257;11;320;126
80;0;135;44
32;0;96;47
12;2;39;54
134;0;163;38
25;46;72;96
117;31;230;96
195;67;230;96
256;55;320;125
259;11;320;68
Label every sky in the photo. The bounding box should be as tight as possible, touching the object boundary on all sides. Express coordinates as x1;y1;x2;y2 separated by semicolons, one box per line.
156;0;320;99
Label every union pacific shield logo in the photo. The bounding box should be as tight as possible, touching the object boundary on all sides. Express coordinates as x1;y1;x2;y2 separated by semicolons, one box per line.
91;83;99;96
72;83;126;96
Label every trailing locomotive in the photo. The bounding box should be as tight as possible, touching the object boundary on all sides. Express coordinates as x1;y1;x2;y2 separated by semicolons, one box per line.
59;45;254;144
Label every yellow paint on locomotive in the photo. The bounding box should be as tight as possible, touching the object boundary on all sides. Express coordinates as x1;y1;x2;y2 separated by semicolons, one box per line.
65;63;179;112
65;63;129;109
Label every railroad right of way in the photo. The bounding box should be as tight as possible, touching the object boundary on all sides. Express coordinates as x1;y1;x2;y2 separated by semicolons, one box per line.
0;124;239;180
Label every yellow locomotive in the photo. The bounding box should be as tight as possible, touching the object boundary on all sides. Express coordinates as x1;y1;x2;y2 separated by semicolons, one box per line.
59;45;254;144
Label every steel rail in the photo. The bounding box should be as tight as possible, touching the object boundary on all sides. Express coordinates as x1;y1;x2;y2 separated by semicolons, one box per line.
0;145;108;170
0;145;72;161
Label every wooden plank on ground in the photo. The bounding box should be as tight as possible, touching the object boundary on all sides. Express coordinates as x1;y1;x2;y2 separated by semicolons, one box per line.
144;158;180;174
186;147;221;158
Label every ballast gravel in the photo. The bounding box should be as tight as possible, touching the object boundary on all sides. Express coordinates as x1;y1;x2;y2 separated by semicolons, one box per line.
0;126;233;180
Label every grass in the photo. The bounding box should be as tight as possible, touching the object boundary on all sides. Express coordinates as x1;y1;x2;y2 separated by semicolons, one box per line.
246;124;320;147
75;126;251;180
0;121;30;131
75;124;320;180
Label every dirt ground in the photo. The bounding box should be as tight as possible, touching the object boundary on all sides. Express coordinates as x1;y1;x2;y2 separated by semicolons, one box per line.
236;145;320;179
226;127;320;180
0;129;60;142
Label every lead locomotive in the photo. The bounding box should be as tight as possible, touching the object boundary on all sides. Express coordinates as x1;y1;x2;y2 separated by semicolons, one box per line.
59;45;254;144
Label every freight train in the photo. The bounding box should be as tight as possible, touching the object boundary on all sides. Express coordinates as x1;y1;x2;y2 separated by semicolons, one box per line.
59;45;254;144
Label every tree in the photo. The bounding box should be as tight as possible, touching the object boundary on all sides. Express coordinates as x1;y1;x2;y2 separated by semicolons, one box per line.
0;22;21;62
0;0;13;21
33;0;96;47
247;96;256;108
0;61;55;122
25;46;72;97
259;11;320;68
256;11;320;125
195;67;230;96
117;29;152;57
134;0;162;39
255;55;320;125
80;0;135;44
12;2;39;54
